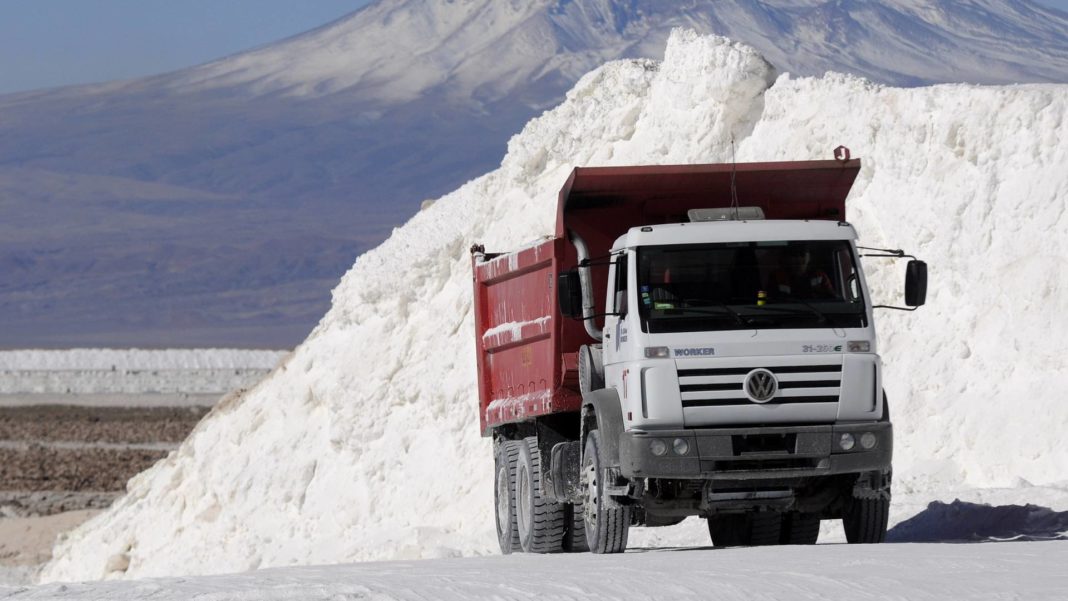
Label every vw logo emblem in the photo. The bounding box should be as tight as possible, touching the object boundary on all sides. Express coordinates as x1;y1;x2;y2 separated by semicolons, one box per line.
744;369;778;403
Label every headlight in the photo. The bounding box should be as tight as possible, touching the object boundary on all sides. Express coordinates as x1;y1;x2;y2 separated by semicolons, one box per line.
839;433;856;451
860;432;878;450
673;438;690;455
650;439;668;456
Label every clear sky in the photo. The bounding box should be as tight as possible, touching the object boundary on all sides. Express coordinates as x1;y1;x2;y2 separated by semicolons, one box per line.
0;1;372;94
1;0;1066;95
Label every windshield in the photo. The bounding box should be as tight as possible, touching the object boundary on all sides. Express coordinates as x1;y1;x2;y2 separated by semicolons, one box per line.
636;240;867;333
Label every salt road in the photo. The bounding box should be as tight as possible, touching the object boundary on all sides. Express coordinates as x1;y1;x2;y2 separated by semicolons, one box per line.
5;541;1066;600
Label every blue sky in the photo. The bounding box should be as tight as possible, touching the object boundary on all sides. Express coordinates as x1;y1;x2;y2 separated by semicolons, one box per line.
0;1;371;94
1;0;1065;95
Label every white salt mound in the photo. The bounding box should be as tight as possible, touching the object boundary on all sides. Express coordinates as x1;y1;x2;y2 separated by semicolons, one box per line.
42;31;1068;582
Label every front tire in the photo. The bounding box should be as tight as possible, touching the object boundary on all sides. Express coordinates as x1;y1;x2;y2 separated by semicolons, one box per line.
495;440;522;554
780;512;820;545
582;430;630;554
515;437;567;553
843;495;890;543
708;512;782;547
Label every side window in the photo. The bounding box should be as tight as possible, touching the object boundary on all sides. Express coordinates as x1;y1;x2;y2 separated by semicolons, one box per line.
614;254;628;315
836;248;861;302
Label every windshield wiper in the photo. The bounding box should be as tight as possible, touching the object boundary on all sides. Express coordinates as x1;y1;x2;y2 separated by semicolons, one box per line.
659;304;752;328
752;296;831;325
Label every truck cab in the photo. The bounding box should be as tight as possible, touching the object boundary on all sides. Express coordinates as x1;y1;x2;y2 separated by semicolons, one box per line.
472;156;926;555
604;219;881;430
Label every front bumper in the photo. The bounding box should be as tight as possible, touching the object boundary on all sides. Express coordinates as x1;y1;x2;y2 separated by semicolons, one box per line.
619;423;891;481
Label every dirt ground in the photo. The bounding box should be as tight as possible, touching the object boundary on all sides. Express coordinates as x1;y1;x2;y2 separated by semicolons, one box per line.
0;446;171;492
0;406;209;444
0;404;211;582
0;405;208;515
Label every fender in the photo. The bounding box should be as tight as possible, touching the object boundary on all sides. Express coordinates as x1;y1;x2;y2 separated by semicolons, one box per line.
581;388;625;467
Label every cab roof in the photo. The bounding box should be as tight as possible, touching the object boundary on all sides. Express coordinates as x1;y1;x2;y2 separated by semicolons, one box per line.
614;219;859;250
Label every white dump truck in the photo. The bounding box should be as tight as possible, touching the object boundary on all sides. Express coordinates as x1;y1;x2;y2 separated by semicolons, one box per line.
471;153;927;554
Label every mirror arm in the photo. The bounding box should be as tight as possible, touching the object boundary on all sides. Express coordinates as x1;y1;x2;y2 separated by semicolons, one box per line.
871;305;920;312
858;246;918;261
577;251;626;269
571;312;623;321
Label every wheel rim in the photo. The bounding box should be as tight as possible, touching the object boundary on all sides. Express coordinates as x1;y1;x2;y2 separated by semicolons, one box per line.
517;464;532;536
496;464;510;535
582;458;598;531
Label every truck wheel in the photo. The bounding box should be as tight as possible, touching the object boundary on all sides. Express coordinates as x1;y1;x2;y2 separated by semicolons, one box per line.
708;515;745;547
495;440;522;554
842;495;890;544
780;512;820;545
563;502;589;552
515;437;567;553
582;430;630;553
708;512;782;547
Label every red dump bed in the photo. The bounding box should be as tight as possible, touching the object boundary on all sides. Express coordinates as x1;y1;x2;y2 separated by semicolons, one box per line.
471;238;587;435
472;159;860;435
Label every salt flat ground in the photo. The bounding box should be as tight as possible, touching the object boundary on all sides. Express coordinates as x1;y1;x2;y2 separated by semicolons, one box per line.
3;541;1065;600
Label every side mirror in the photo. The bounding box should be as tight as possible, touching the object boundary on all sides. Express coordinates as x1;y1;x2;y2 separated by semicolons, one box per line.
558;270;583;319
614;291;628;317
905;260;927;307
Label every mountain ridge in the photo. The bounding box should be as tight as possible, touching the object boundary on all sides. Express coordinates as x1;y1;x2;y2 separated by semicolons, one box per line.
3;0;1067;348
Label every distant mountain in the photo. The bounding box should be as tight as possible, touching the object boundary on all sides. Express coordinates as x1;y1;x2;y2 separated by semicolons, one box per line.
3;0;1066;348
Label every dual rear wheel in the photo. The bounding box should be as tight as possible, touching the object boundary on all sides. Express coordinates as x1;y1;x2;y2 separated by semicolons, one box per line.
495;437;585;554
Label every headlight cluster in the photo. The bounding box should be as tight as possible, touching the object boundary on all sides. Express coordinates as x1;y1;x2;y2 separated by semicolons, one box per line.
847;340;871;352
839;431;879;451
649;438;690;456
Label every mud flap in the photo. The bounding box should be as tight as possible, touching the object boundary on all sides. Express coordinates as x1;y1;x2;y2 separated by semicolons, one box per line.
600;467;632;508
581;389;629;508
853;469;892;500
548;441;582;503
581;388;624;466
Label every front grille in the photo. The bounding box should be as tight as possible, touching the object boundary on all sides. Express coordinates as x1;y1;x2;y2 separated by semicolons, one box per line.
678;363;841;408
680;365;842;377
732;433;796;455
682;396;838;408
703;458;822;472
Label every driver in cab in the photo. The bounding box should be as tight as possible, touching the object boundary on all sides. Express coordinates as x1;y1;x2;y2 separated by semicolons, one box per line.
771;245;835;300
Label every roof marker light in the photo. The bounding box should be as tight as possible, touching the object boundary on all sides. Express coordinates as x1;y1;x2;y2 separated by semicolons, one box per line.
688;207;765;222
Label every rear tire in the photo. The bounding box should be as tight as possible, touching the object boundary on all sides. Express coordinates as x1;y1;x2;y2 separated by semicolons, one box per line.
582;430;630;554
495;440;522;554
843;495;890;544
781;512;820;545
563;503;589;552
708;512;782;547
515;437;567;553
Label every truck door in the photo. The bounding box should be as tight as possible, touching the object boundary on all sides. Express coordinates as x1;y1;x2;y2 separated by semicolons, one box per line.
603;252;629;369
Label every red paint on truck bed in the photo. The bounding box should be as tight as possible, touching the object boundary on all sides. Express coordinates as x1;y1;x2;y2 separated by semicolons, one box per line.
472;238;588;435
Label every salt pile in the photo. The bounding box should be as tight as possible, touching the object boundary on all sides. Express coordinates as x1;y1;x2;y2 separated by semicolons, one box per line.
42;31;1068;582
